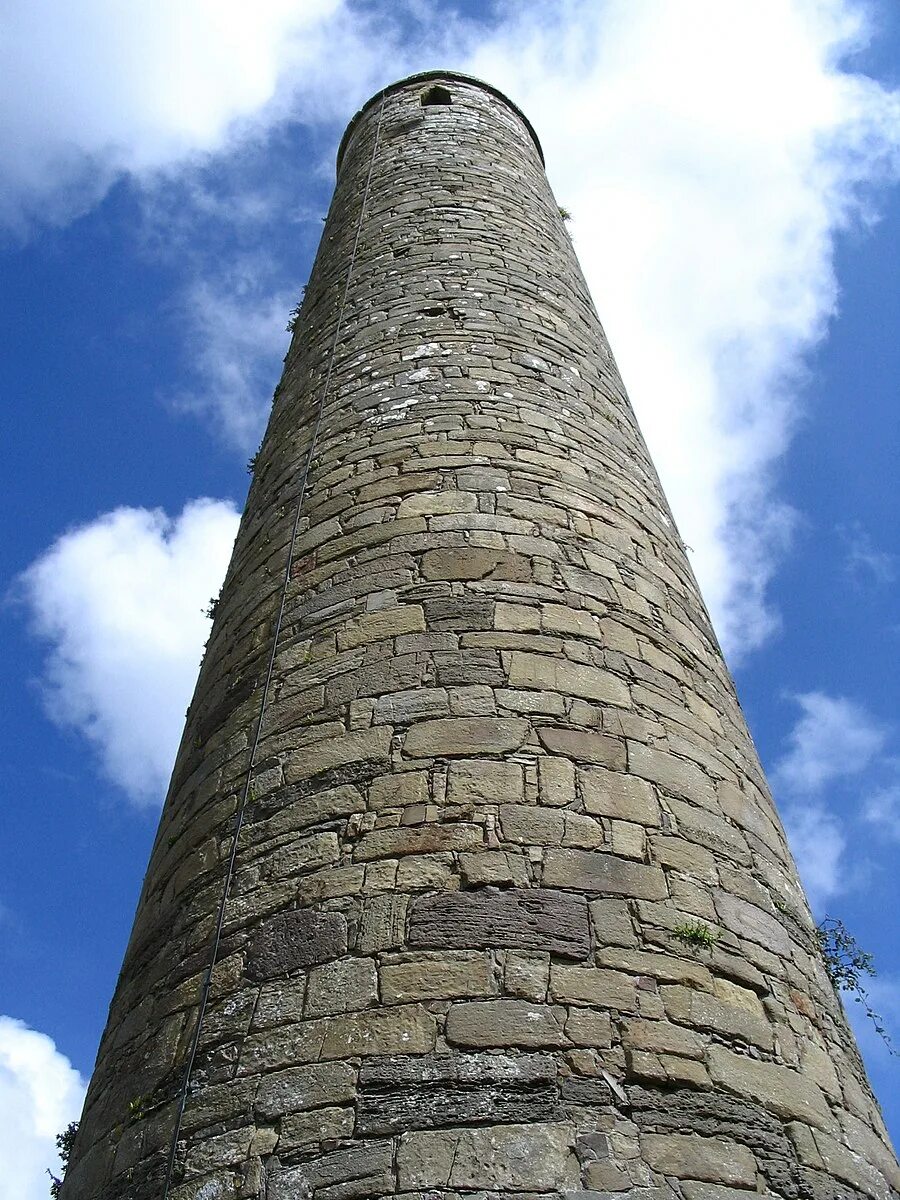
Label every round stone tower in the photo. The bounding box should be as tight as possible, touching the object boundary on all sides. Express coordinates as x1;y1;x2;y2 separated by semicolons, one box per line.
62;72;899;1200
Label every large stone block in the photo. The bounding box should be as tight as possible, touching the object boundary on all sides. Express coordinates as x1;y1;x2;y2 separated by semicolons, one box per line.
255;1061;357;1119
543;849;668;899
641;1133;757;1187
403;716;529;757
283;725;393;784
397;1121;579;1191
320;1003;437;1059
408;887;591;959
305;956;378;1016
537;725;626;768
506;651;630;707
706;1044;832;1129
581;765;659;824
357;1052;560;1135
380;952;494;1003
446;999;568;1048
246;908;348;981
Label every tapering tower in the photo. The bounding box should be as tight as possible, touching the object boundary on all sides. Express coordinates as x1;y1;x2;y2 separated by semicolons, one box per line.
63;72;899;1200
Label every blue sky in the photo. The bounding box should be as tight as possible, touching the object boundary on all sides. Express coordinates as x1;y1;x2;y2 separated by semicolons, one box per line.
1;1;899;1193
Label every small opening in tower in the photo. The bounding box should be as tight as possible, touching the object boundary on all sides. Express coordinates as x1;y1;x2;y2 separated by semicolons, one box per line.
422;85;452;106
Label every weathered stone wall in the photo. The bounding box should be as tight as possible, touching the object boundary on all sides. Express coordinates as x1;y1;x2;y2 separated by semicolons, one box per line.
62;72;899;1200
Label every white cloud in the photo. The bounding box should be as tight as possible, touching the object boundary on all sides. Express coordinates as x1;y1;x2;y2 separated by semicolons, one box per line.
0;0;357;232
863;784;900;840
838;521;898;586
18;500;240;805
0;1016;85;1200
783;800;848;910
774;690;887;794
171;264;295;452
774;690;897;909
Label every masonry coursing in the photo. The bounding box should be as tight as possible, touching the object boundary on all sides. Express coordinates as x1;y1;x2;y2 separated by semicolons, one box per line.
61;72;900;1200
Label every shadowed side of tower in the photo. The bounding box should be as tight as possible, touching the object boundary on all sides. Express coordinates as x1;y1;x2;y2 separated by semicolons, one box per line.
62;72;899;1200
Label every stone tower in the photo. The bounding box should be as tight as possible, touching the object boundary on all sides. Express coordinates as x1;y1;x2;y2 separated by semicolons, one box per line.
62;72;898;1200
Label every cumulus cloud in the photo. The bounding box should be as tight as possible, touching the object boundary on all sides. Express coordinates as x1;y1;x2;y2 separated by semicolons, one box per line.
774;690;887;794
783;801;848;909
18;500;240;805
838;521;898;586
0;1016;85;1200
171;263;295;451
774;690;897;908
863;784;900;840
0;0;359;232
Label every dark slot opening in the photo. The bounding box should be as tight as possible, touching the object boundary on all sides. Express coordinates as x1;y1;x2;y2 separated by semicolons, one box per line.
421;85;452;106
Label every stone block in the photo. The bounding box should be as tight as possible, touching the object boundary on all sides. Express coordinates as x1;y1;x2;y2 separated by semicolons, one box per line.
380;952;494;1003
623;1018;706;1059
283;725;393;784
354;822;484;860
789;1123;891;1199
337;604;426;649
373;687;449;724
246;909;347;981
713;890;791;956
397;490;478;516
589;898;638;946
660;983;772;1051
422;547;516;581
706;1044;832;1128
580;766;659;824
446;999;567;1047
305;956;378;1016
447;758;525;805
596;948;714;991
368;770;429;809
550;964;638;1011
565;1007;613;1047
269;830;339;879
255;1061;357;1118
505;949;550;1001
641;1133;757;1187
268;1142;393;1200
651;835;717;878
357;893;408;951
681;1184;767;1200
278;1105;354;1154
459;850;530;887
541;604;604;641
499;802;565;845
610;819;646;859
397;1121;578;1191
403;716;528;757
539;755;576;806
543;849;668;899
320;1003;437;1059
506;652;630;707
409;887;591;959
357;1052;560;1135
538;726;626;768
627;742;716;806
434;649;506;686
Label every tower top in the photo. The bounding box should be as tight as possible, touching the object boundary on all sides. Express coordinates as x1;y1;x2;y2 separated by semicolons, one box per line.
336;69;545;174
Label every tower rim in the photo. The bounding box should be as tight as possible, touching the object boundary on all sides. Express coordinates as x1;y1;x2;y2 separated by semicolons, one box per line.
336;69;545;174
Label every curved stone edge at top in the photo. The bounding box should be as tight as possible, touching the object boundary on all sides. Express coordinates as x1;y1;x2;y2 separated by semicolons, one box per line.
336;68;546;175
